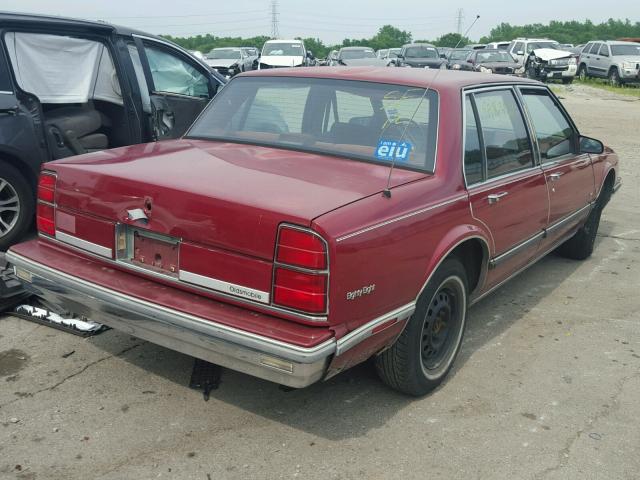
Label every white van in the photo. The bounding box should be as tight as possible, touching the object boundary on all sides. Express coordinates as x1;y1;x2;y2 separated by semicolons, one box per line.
259;39;313;69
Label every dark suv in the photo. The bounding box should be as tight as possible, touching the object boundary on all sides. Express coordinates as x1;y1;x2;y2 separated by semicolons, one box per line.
0;12;225;250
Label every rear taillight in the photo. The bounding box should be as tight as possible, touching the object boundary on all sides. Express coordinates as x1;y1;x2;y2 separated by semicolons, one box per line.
273;225;328;315
276;226;327;269
36;172;57;236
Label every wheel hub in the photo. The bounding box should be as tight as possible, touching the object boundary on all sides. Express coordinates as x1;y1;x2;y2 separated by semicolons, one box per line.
421;290;455;369
0;178;20;238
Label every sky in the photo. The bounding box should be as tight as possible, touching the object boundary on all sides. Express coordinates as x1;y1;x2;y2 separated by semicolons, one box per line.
4;0;639;43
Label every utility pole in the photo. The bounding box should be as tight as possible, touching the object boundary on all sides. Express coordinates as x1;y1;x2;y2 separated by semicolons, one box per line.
456;8;464;35
270;0;280;39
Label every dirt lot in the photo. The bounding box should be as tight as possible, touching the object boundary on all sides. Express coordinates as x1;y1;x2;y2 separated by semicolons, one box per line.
1;84;639;480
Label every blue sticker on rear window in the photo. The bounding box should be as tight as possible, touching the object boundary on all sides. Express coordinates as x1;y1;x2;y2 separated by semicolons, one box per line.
375;140;412;162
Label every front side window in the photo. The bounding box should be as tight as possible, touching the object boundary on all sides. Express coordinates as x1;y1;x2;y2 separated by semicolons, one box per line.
473;89;533;179
207;48;242;60
520;88;575;161
187;77;439;172
513;42;524;53
598;44;610;56
589;43;602;54
144;44;209;97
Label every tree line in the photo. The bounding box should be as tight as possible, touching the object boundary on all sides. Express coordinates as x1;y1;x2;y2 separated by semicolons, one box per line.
163;18;640;58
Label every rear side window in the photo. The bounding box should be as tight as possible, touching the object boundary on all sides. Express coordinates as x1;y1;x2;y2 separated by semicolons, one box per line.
589;43;602;54
464;96;483;185
473;89;533;179
520;88;575;161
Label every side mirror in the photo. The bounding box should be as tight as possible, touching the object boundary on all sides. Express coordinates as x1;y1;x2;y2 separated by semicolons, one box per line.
396;54;404;59
579;136;604;154
516;50;524;56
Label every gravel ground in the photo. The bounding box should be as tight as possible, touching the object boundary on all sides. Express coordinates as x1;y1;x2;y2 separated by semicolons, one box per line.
1;84;639;480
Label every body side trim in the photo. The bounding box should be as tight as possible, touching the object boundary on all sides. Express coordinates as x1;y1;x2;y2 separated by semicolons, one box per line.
336;194;468;242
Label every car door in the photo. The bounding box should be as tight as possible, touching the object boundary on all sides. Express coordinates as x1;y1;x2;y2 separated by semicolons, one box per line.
464;88;549;287
511;41;525;64
586;43;602;76
518;86;595;249
133;36;220;140
596;43;611;76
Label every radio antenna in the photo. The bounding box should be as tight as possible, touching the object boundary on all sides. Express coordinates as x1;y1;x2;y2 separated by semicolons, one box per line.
382;14;480;198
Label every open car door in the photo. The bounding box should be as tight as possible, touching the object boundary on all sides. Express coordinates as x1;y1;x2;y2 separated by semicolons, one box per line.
133;36;219;140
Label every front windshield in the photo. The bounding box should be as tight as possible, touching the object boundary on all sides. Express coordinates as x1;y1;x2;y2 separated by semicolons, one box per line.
611;44;640;56
405;46;438;58
207;49;241;60
526;42;559;53
449;50;471;60
476;51;514;63
341;49;376;59
262;42;303;56
187;77;439;172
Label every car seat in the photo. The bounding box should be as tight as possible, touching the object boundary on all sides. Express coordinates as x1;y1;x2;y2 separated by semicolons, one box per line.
44;106;109;159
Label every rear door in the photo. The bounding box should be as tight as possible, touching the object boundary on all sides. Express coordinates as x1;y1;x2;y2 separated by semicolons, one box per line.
133;36;221;140
518;86;594;249
464;87;549;287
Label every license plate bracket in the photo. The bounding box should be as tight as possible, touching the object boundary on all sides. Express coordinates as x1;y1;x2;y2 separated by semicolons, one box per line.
116;226;180;276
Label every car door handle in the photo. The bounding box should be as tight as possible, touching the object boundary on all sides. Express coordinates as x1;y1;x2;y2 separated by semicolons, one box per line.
487;192;508;204
548;172;564;181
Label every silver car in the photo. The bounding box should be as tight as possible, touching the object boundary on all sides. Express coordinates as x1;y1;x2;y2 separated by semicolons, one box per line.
578;41;640;86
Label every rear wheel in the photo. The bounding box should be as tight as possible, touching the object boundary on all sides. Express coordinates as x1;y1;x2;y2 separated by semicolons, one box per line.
0;162;34;251
376;258;468;396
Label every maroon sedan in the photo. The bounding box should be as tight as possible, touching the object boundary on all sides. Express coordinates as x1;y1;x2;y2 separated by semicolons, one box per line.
8;68;620;396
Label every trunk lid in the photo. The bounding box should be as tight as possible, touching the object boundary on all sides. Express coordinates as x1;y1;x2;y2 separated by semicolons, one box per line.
51;139;425;260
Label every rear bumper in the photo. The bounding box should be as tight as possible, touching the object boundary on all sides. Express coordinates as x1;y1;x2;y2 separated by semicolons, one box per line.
7;250;335;388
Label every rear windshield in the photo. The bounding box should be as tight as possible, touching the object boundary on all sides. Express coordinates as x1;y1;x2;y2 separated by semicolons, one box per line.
207;49;241;59
476;51;514;63
611;44;640;56
405;46;438;58
341;49;376;59
187;77;439;172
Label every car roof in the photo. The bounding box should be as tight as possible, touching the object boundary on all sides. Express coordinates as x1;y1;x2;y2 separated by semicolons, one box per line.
514;38;556;42
240;67;540;91
403;43;437;48
0;11;166;40
340;46;374;50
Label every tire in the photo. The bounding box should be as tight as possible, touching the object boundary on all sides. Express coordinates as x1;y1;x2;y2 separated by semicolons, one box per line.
578;64;587;81
608;68;621;87
375;258;468;396
558;187;609;260
562;78;573;85
0;161;34;251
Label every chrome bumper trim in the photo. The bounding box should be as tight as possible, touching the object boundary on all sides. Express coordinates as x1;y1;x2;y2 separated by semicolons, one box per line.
335;303;415;355
7;251;335;388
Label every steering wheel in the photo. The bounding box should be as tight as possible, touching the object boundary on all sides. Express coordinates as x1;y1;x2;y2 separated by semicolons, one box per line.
385;117;423;147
